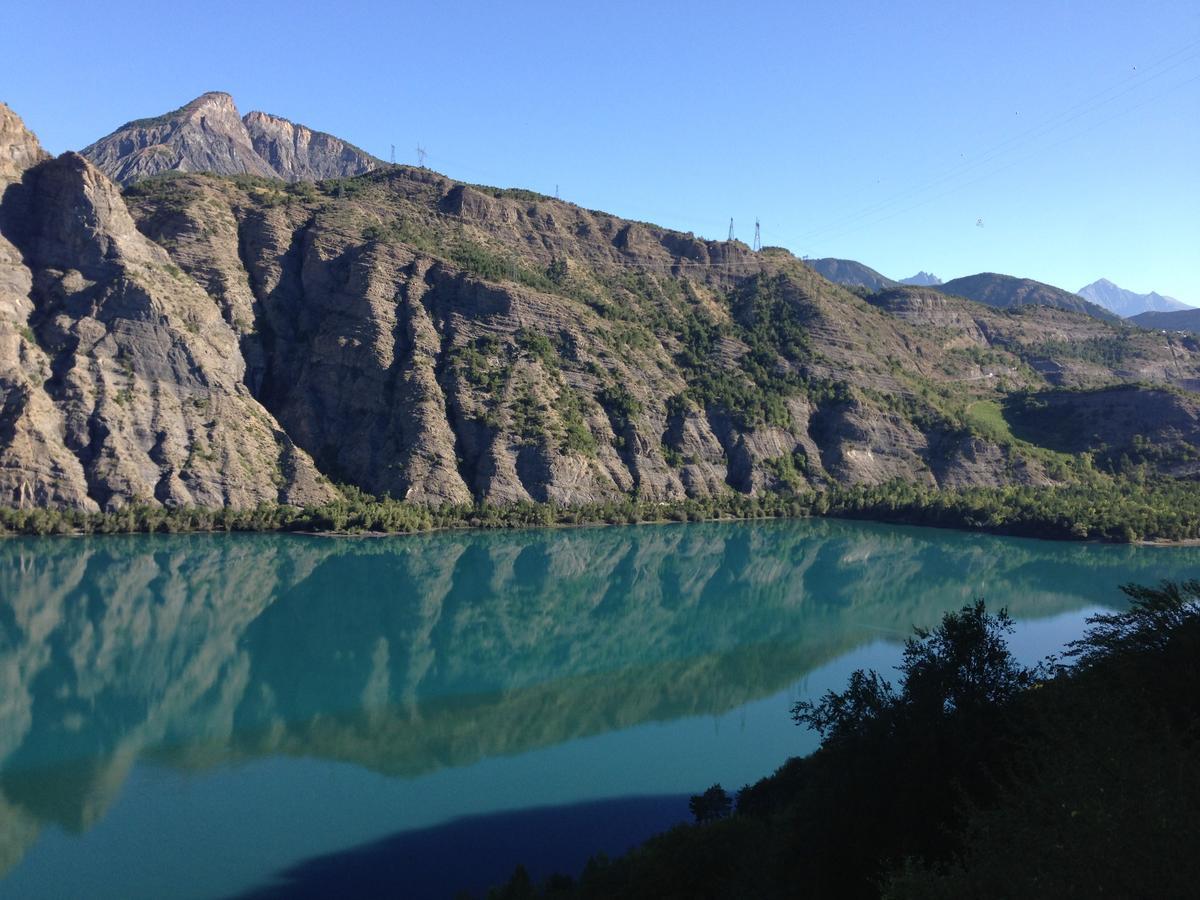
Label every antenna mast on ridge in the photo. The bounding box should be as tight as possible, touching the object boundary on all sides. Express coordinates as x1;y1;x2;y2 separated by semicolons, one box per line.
728;218;735;242
390;144;396;165
753;219;762;252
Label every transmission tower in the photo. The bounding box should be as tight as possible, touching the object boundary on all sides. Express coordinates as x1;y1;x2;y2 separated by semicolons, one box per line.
728;218;735;241
753;219;762;252
390;144;396;165
416;145;427;168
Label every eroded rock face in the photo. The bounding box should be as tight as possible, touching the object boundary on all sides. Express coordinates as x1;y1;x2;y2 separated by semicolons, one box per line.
0;106;335;510
7;95;1200;512
244;110;379;182
117;160;1200;507
81;92;277;185
0;103;49;181
81;93;379;186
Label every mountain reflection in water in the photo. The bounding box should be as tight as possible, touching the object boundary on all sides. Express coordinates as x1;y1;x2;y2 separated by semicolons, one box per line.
1;518;1195;888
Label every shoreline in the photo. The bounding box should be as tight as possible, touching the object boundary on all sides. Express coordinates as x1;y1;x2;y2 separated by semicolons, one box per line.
6;490;1200;546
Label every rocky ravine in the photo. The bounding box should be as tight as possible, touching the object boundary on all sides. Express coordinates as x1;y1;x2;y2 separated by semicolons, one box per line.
3;99;1200;512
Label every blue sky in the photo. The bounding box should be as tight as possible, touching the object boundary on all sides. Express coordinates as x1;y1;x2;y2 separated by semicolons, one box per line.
4;0;1198;301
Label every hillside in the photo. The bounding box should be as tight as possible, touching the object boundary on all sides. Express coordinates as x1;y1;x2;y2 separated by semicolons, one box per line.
804;257;897;291
4;99;1200;516
938;273;1119;322
80;92;380;185
1079;278;1190;317
1131;308;1200;334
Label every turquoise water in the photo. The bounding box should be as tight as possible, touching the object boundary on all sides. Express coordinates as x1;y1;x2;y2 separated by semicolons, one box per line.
0;519;1197;898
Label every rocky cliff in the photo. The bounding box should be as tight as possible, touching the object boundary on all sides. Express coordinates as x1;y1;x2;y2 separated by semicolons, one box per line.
243;109;381;182
4;100;1200;512
80;92;379;186
0;103;335;511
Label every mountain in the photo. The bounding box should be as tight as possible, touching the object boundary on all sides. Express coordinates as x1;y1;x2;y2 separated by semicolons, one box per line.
937;273;1119;322
804;258;897;291
1078;278;1191;318
1;102;49;179
80;92;380;185
1130;308;1200;334
900;271;942;286
4;99;1200;514
0;102;335;510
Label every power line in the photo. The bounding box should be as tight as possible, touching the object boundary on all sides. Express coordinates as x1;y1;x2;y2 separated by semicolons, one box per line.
798;68;1200;249
792;38;1200;247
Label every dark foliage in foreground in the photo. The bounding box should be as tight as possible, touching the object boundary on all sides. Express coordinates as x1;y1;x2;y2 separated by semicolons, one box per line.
487;583;1200;899
5;477;1200;543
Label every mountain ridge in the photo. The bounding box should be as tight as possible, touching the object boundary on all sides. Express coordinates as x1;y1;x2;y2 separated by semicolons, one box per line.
1130;308;1200;334
81;92;380;185
804;257;897;292
935;272;1119;322
1078;277;1190;317
900;271;942;286
3;98;1200;514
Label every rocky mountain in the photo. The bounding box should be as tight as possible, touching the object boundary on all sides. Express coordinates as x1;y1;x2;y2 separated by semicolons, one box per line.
0;102;335;511
804;258;897;292
937;273;1119;322
900;271;942;286
1078;278;1191;318
80;92;379;185
4;99;1200;513
1130;308;1200;334
1;103;49;179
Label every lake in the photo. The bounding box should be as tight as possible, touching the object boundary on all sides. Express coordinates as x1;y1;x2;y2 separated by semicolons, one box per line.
1;519;1196;898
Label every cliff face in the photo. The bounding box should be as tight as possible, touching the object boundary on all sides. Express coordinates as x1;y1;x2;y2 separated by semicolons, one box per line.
0;103;49;180
121;168;1200;507
243;110;380;182
81;93;379;186
4;100;1200;511
0;104;335;511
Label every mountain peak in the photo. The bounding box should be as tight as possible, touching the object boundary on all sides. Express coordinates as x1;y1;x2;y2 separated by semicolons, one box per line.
900;271;942;286
1077;278;1190;317
82;93;379;185
182;91;239;114
805;258;897;291
937;272;1119;322
0;101;50;181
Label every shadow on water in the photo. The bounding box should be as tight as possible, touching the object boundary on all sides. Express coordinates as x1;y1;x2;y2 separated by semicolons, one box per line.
1;517;1197;882
229;794;690;900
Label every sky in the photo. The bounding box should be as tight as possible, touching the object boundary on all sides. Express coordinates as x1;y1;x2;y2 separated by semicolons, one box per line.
4;0;1198;302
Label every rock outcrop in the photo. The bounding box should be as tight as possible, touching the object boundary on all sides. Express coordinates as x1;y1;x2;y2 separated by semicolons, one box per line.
81;93;379;186
244;110;380;182
0;104;335;510
0;102;49;181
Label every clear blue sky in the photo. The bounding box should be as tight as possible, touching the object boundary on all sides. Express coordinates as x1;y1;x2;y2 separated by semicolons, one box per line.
4;0;1198;301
